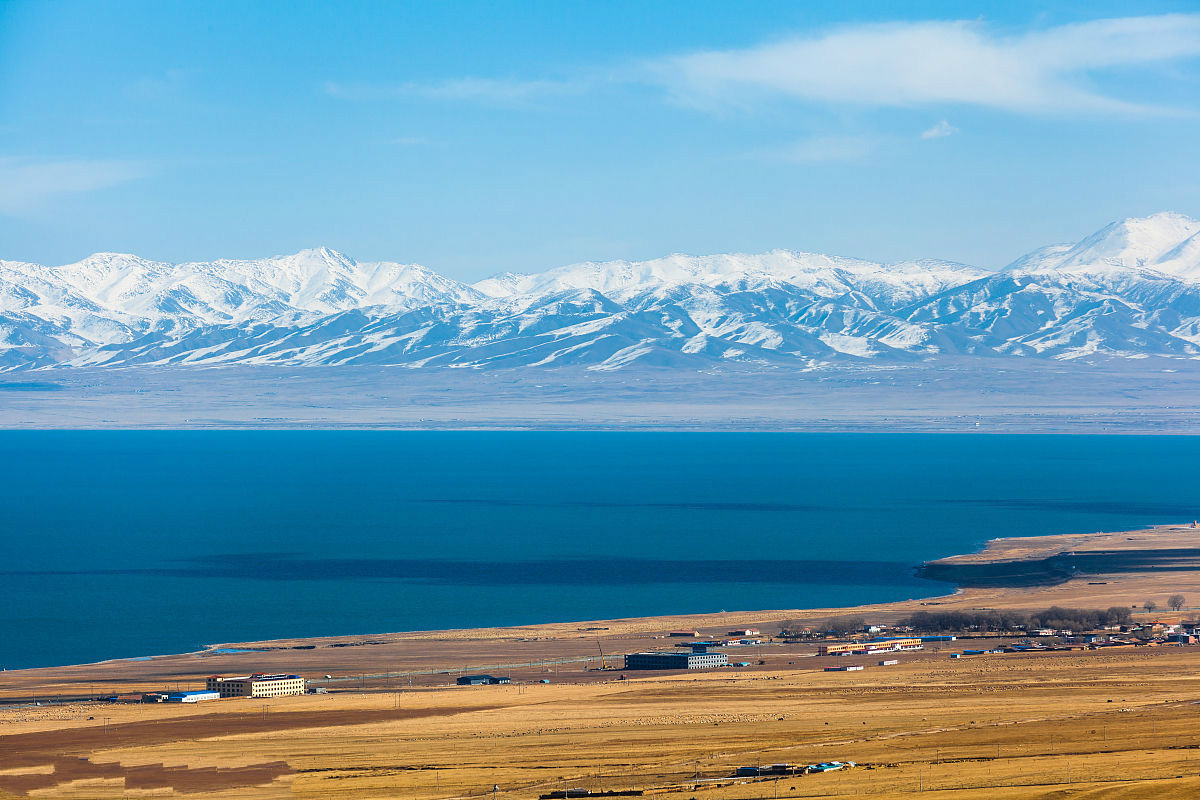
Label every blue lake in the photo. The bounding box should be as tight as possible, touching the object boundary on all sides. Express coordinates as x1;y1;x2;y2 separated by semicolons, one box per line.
2;432;1199;669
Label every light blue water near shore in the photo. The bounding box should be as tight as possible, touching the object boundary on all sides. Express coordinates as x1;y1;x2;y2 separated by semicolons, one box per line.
2;432;1199;670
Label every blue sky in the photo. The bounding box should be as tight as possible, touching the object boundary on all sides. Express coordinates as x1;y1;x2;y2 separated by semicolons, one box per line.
2;1;1199;280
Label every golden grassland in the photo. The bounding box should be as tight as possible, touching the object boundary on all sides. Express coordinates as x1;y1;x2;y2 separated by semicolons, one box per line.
4;525;1200;799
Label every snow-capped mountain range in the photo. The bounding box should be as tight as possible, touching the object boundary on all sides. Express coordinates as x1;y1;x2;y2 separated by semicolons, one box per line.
3;212;1200;370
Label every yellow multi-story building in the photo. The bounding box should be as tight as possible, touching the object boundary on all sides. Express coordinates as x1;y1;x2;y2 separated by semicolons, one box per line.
818;638;922;656
205;673;307;698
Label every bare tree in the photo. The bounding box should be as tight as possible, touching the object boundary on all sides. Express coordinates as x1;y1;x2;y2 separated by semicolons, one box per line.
1143;600;1158;614
826;615;866;636
1168;594;1186;612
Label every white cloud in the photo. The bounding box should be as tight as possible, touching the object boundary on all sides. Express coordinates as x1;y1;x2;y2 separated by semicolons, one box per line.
320;14;1200;118
323;77;579;106
649;14;1200;114
920;120;959;139
0;157;150;215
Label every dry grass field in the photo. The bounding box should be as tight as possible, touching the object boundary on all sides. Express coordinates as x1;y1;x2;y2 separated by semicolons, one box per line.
4;525;1200;799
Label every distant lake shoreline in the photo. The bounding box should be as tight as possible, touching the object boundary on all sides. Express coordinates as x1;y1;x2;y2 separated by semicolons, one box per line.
2;432;1198;670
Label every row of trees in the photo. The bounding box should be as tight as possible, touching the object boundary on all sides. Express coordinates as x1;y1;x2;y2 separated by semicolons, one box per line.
780;596;1191;638
901;605;1134;634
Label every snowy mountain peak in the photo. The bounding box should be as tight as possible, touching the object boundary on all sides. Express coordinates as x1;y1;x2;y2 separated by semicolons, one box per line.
267;246;357;271
1001;212;1200;280
63;252;172;283
6;213;1200;370
1058;212;1200;271
471;249;988;305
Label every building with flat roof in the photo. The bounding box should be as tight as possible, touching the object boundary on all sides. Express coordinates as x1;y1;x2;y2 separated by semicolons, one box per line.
624;649;728;670
456;675;511;685
205;673;306;698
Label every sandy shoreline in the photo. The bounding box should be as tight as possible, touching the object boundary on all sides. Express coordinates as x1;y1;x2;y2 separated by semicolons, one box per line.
196;522;1200;649
4;523;1199;694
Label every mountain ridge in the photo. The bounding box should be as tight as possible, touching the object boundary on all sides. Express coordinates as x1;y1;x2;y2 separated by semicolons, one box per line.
4;212;1200;370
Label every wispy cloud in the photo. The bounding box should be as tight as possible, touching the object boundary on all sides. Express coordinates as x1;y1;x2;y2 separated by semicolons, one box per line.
319;15;1200;120
0;157;150;215
323;77;581;106
920;120;959;139
647;14;1200;114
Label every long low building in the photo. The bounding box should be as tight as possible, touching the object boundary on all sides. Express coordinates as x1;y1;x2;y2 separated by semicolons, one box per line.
818;638;923;657
624;649;728;670
456;675;511;685
166;690;220;703
205;673;307;698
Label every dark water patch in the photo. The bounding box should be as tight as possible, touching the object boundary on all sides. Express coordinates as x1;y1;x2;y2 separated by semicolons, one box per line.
425;498;837;512
921;547;1200;587
9;554;932;588
0;381;62;391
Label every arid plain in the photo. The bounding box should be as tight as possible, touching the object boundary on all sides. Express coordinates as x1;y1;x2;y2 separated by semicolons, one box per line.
4;525;1200;799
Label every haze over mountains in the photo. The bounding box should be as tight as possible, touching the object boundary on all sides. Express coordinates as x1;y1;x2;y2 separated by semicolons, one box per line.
3;212;1200;371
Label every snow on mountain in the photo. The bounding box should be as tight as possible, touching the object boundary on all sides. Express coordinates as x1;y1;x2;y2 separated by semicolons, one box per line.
474;250;985;310
5;213;1200;370
1006;212;1200;279
0;247;484;338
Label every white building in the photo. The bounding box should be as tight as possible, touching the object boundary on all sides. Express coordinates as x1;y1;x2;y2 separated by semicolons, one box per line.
205;673;306;698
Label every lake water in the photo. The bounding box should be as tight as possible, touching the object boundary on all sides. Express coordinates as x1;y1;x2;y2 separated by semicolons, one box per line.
2;432;1199;669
